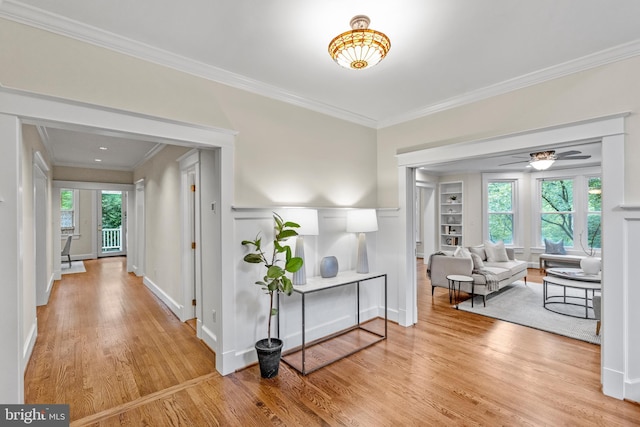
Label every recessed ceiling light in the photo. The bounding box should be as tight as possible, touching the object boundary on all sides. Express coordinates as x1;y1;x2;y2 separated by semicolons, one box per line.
94;158;102;162
99;146;108;150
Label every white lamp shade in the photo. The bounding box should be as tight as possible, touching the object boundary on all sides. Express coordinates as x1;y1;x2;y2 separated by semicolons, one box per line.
530;159;555;170
346;209;378;233
286;209;319;236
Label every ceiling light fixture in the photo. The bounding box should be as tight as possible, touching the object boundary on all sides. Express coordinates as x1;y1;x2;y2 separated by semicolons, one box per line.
529;150;557;170
328;15;391;70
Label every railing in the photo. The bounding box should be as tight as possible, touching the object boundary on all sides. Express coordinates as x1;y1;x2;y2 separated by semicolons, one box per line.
102;227;122;252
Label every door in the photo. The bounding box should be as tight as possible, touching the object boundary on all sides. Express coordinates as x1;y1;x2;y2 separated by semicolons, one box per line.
98;190;126;257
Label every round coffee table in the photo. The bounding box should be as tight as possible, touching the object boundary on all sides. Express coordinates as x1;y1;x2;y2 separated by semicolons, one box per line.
543;269;601;319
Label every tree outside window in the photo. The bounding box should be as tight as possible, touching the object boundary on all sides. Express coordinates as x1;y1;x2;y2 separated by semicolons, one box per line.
60;189;75;235
586;177;602;250
487;181;514;244
540;179;574;246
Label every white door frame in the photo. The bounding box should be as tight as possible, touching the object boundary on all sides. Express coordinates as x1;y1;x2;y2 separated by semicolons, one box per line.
396;114;630;400
33;151;50;306
0;87;236;402
179;149;201;322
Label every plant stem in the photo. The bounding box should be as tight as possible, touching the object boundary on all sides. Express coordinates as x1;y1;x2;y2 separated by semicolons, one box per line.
268;290;273;345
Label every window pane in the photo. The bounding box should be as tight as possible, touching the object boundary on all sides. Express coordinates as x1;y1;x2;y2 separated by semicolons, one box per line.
488;182;513;212
588;177;602;212
541;213;573;245
488;213;513;244
61;211;74;229
60;189;74;210
586;214;601;249
541;179;573;212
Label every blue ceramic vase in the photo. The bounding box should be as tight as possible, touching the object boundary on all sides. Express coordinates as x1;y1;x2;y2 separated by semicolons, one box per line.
320;256;338;278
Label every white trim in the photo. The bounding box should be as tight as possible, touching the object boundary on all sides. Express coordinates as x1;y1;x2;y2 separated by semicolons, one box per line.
22;322;37;374
481;173;524;246
143;276;182;318
2;1;639;129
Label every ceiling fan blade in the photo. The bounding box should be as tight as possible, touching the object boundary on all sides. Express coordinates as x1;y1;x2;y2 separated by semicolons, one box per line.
555;150;581;158
559;155;591;160
499;160;529;166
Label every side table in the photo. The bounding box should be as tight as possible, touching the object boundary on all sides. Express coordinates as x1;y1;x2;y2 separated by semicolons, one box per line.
447;274;474;308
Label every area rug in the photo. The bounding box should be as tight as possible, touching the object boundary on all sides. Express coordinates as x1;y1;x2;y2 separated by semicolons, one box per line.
456;281;600;345
61;260;86;274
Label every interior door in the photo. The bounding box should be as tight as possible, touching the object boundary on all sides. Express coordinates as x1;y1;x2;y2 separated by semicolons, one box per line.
98;190;126;257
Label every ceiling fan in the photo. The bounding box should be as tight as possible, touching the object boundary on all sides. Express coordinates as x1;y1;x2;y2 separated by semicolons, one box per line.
499;150;591;170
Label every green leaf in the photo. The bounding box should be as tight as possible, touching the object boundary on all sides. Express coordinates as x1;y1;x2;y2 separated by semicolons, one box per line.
243;253;263;263
271;308;278;316
283;221;300;229
278;229;298;240
267;265;284;279
281;277;293;295
285;257;303;273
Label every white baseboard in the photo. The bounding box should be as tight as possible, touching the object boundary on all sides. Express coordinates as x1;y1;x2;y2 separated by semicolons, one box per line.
22;321;37;374
625;378;640;404
142;276;182;319
602;367;625;400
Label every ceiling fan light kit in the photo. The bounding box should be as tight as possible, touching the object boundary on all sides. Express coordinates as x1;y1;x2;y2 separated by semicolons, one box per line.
529;150;557;170
328;15;391;70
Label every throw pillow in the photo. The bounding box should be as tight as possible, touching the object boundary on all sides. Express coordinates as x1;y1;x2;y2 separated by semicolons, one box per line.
544;238;566;255
454;246;471;258
470;253;485;270
468;246;487;261
484;240;509;262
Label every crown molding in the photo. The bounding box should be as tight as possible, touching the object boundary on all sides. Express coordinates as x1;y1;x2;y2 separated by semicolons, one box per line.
378;39;640;129
0;0;377;128
2;1;639;130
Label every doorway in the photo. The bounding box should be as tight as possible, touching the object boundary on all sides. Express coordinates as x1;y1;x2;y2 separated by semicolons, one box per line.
98;190;126;257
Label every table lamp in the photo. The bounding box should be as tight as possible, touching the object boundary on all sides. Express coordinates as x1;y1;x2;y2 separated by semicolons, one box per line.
288;209;319;285
346;209;378;274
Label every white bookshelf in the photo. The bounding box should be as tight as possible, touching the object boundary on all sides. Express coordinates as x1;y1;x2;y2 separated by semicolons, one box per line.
439;181;463;250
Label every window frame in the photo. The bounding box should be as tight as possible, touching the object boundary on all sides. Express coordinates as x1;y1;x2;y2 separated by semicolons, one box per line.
531;167;601;254
482;173;524;247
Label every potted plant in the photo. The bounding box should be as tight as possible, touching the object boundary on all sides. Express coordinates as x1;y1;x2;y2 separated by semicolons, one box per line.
242;213;303;378
449;195;457;203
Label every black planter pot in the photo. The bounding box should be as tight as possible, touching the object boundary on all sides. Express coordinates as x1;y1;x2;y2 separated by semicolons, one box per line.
255;338;283;378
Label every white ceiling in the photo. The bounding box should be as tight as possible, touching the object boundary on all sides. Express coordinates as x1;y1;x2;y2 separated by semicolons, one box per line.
2;0;634;170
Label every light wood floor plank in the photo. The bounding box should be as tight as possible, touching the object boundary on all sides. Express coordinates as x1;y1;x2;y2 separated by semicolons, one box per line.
25;258;640;425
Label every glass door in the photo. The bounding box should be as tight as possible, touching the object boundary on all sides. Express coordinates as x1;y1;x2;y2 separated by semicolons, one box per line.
98;190;126;257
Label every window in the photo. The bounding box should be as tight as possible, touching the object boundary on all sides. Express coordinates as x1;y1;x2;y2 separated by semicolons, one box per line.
540;178;574;246
483;173;523;246
60;189;78;235
535;171;601;252
487;181;514;244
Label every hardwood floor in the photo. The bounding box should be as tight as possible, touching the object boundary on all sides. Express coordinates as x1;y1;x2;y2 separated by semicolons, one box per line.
26;258;640;426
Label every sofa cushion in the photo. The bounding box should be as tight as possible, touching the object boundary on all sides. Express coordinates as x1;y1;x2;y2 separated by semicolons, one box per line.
454;246;471;258
544;238;566;255
484;259;527;276
471;266;512;284
470;253;485;269
484;240;509;262
468;246;486;261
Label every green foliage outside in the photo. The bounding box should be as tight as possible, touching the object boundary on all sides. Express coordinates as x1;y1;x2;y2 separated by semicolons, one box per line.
487;182;514;244
60;189;73;210
540;178;601;249
102;192;122;229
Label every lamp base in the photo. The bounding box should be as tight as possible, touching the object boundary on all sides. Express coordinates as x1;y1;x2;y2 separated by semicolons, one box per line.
292;236;306;285
356;232;369;274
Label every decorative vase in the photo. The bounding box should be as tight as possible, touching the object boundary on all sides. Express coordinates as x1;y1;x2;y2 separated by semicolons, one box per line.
580;256;601;275
320;256;338;278
255;338;283;378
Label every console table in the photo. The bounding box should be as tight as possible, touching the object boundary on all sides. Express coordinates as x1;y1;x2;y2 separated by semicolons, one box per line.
279;271;387;375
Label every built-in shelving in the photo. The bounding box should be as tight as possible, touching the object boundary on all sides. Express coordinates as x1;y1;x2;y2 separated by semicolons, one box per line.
439;181;463;250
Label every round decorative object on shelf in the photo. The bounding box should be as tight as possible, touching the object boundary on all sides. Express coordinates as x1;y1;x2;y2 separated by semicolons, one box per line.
448;216;455;224
580;256;601;275
320;256;339;278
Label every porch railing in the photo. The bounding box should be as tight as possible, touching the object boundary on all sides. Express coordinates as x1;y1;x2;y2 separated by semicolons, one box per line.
102;227;122;252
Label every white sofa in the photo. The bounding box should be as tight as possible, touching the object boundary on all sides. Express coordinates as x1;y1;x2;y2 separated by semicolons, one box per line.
427;246;528;306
